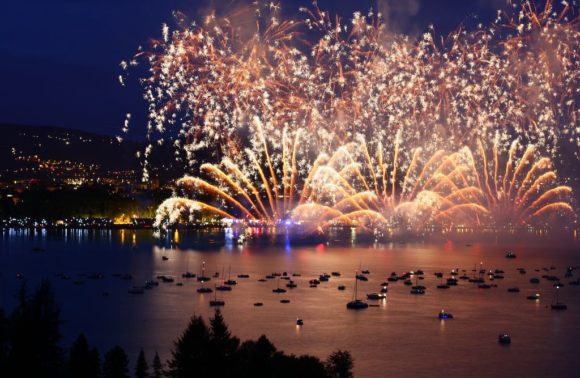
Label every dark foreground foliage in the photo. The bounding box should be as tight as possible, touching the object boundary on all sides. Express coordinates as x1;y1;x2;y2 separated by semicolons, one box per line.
0;280;354;377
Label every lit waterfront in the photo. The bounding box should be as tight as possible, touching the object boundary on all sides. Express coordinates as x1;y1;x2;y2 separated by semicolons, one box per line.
1;229;579;376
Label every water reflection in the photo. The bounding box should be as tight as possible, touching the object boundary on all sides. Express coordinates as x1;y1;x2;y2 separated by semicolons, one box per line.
0;229;579;377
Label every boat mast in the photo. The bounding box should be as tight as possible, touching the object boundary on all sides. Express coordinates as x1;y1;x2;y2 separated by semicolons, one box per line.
354;271;358;301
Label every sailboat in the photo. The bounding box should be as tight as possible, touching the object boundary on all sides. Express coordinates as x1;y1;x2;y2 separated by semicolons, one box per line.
272;277;287;293
347;271;368;310
209;284;225;306
182;260;196;278
225;266;237;285
551;288;567;310
411;273;426;294
437;275;450;289
216;267;232;291
196;261;211;282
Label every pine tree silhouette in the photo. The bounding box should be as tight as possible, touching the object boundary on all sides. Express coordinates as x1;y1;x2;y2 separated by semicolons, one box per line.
6;280;63;377
69;333;100;378
152;351;163;378
208;310;240;377
103;346;130;378
135;348;149;378
167;314;210;377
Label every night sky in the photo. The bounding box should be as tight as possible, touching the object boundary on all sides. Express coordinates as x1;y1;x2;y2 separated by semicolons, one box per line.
0;0;508;139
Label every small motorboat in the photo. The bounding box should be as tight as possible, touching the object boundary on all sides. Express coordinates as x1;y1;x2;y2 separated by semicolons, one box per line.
530;277;540;284
331;272;341;277
438;310;453;319
145;280;159;287
237;274;250;278
403;280;413;286
128;286;144;294
446;278;458;286
498;334;511;344
356;274;368;281
478;284;492;289
338;285;346;290
437;284;450;289
182;272;196;279
162;256;169;261
216;285;232;291
258;278;267;282
176;282;183;287
380;286;388;293
410;288;425;295
507;287;520;293
505;251;516;259
280;299;291;304
526;293;540;300
286;281;297;288
253;302;263;307
361;270;370;274
296;318;304;326
197;287;213;293
366;293;386;300
346;300;369;309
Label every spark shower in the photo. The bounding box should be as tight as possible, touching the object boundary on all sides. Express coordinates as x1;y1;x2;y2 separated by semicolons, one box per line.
121;0;578;233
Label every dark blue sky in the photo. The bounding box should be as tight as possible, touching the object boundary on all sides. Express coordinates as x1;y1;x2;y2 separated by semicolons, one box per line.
0;0;506;139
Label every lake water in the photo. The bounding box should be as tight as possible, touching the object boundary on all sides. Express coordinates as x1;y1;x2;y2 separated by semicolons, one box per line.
1;228;579;377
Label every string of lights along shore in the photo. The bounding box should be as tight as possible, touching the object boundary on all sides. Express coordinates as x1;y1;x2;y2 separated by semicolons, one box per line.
118;0;578;233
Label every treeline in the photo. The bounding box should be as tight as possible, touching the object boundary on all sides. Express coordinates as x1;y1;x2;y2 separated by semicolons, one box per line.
1;186;171;219
0;280;354;378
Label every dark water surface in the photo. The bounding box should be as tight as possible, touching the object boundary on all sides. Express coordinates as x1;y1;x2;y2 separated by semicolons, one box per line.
1;229;579;377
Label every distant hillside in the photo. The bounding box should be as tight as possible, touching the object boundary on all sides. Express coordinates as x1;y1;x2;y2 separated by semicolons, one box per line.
0;124;182;183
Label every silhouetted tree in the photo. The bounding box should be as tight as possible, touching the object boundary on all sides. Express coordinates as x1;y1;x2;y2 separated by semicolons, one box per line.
0;308;9;372
152;351;163;378
135;348;149;378
326;350;354;378
6;280;63;377
271;354;327;378
103;346;129;378
167;314;210;377
238;335;278;378
68;333;100;378
208;310;240;376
